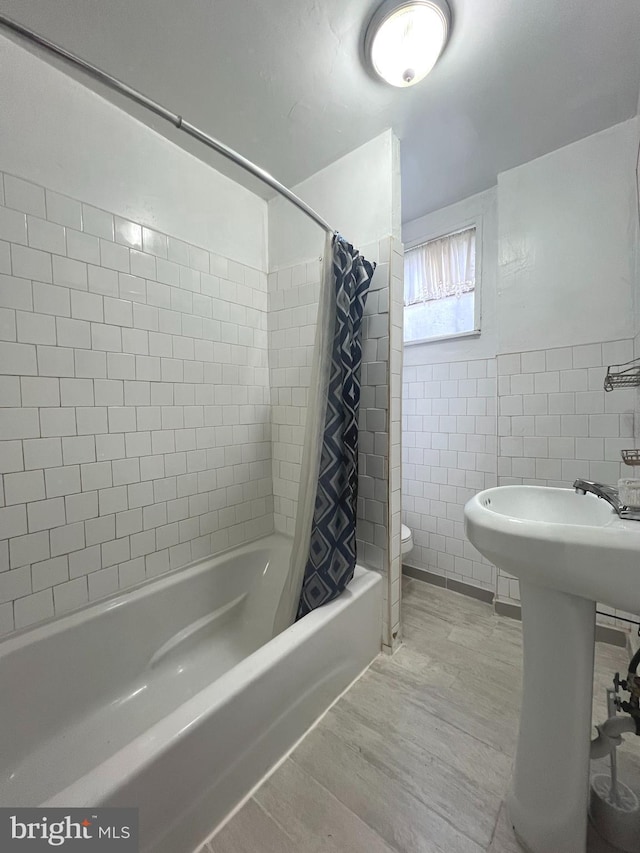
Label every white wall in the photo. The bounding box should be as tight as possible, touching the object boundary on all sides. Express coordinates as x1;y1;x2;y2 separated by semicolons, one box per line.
0;35;267;271
269;130;400;270
404;117;639;362
498;117;639;354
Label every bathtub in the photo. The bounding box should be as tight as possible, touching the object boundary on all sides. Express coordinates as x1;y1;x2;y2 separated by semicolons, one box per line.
0;532;382;852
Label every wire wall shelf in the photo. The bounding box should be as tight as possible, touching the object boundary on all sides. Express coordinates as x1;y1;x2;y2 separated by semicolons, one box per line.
604;358;640;391
621;449;640;466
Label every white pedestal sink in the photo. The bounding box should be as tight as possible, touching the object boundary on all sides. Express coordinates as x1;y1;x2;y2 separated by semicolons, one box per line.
465;486;640;853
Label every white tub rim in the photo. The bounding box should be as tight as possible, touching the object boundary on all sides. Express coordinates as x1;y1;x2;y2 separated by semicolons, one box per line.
0;531;289;655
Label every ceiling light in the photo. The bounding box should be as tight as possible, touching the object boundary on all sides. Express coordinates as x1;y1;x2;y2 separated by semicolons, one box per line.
364;0;451;88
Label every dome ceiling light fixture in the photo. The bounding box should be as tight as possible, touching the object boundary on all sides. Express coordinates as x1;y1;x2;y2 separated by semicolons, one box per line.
364;0;451;88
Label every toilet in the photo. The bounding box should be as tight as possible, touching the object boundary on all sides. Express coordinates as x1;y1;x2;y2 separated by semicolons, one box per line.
401;524;414;557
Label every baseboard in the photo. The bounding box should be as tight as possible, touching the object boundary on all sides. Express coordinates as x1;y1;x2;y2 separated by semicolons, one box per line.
596;624;628;648
494;599;521;621
402;564;493;604
447;577;494;604
403;564;445;588
405;565;628;648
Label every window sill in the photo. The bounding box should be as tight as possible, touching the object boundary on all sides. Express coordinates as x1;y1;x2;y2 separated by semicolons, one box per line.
404;329;481;347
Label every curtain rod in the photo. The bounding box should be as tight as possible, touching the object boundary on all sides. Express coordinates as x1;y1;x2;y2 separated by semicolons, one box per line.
0;14;334;236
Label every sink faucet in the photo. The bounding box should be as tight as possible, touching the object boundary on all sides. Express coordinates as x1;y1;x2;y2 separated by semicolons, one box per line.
573;479;640;521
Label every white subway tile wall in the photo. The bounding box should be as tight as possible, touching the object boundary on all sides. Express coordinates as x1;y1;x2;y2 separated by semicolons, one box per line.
356;238;401;650
0;171;273;634
356;241;388;577
402;356;498;592
268;260;321;535
402;339;638;629
268;241;393;563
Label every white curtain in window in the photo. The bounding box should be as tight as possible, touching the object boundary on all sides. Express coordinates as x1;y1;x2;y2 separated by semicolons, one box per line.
404;227;476;305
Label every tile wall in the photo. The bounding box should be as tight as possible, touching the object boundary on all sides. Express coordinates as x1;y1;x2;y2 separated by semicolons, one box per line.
268;259;321;536
402;338;638;627
355;239;394;648
0;171;273;634
402;356;498;591
496;339;636;626
356;239;389;575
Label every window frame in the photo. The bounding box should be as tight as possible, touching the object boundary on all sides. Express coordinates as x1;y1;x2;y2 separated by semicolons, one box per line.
403;215;483;346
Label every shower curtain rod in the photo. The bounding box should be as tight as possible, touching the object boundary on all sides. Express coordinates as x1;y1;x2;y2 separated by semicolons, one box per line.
0;14;334;236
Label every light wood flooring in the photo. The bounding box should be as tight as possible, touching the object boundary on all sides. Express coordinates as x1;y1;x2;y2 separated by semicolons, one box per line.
200;578;640;853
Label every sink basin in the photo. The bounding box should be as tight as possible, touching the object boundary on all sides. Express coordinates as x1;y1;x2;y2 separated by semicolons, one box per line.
464;485;640;853
465;485;640;613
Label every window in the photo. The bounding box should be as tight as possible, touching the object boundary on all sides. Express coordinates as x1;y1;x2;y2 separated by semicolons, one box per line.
403;225;478;344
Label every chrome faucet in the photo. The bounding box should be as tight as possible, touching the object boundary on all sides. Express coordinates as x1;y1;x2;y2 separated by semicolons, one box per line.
573;479;640;521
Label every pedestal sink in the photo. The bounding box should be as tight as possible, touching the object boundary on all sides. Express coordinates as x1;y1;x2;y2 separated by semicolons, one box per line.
465;486;640;853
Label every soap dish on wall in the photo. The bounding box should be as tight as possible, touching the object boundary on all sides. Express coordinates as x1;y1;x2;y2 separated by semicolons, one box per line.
621;450;640;466
604;358;640;391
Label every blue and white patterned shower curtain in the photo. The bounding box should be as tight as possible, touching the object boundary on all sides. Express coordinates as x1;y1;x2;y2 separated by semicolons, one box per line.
296;235;375;619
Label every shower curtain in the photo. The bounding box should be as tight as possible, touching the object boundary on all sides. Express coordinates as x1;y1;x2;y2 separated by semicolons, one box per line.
274;233;376;632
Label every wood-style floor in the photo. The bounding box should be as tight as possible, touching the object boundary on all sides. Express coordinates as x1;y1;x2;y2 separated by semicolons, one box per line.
201;579;640;853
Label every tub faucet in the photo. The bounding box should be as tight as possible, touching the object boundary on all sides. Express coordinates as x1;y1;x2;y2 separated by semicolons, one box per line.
573;479;640;521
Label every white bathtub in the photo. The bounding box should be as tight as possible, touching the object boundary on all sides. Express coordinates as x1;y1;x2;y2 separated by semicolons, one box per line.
0;532;382;852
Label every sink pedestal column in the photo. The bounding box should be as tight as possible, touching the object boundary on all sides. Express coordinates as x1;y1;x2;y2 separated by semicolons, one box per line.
507;581;596;853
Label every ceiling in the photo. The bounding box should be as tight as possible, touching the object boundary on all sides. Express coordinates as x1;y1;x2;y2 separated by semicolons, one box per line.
2;0;640;224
